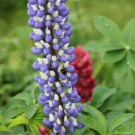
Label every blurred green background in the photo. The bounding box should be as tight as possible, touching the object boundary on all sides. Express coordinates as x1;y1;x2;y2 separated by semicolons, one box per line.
0;0;135;108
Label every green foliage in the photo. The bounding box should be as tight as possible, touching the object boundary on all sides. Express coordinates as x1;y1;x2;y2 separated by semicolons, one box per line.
113;121;135;134
75;86;135;135
85;16;135;91
90;86;116;108
90;86;135;113
2;85;135;135
108;113;134;133
93;16;124;44
0;87;45;135
78;104;135;135
123;19;135;46
0;34;34;107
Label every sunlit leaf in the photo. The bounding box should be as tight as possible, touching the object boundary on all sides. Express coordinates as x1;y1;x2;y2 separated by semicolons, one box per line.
0;125;9;132
8;115;28;129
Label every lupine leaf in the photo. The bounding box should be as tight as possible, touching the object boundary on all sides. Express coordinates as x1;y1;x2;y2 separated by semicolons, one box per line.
82;105;107;135
90;86;116;108
30;119;42;126
114;68;135;92
108;113;134;132
30;109;46;125
113;121;135;134
123;19;135;46
127;50;135;71
2;108;23;122
107;99;135;111
106;112;122;126
0;126;9;131
131;46;135;51
7;100;27;110
114;59;128;79
103;91;135;112
93;16;124;44
13;92;33;103
29;123;40;135
73;126;88;135
25;106;37;119
33;86;40;100
32;109;46;120
84;41;124;52
104;49;126;63
77;115;103;135
8;115;28;129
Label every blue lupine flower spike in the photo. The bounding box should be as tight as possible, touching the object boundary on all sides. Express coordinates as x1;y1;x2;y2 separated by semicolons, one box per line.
27;0;84;134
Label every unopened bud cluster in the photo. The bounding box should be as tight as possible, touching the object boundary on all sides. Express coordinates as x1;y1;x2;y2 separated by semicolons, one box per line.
72;46;96;103
27;0;84;134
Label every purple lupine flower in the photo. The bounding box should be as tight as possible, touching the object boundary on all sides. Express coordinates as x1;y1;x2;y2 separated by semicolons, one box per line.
27;0;84;134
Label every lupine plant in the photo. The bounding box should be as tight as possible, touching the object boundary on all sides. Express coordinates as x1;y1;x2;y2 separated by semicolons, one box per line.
1;1;135;135
27;0;84;134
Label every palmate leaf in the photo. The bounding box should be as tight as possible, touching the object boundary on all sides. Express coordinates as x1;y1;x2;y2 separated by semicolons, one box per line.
93;16;124;45
108;113;134;133
84;41;124;52
82;104;107;135
123;19;135;46
90;86;116;108
103;49;126;63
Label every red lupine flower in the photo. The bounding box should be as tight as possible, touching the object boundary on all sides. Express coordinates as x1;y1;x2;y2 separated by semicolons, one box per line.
71;46;96;103
39;126;50;135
